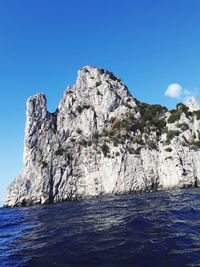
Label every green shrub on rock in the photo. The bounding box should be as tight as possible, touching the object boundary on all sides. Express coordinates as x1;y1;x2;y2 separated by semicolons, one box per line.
177;123;189;131
76;106;82;113
115;151;120;157
165;147;172;152
41;161;48;168
148;141;158;150
176;103;189;114
165;156;173;160
76;105;90;114
95;81;102;87
193;110;200;120
166;130;180;144
55;148;65;156
76;128;82;134
101;143;110;157
134;147;141;155
167;110;182;123
79;139;87;147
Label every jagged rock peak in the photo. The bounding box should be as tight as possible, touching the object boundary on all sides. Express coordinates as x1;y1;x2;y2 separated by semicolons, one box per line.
25;93;47;146
78;65;123;82
74;65;131;95
57;66;136;128
26;93;47;117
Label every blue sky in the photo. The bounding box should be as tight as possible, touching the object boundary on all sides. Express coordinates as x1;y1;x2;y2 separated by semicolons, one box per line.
0;0;200;205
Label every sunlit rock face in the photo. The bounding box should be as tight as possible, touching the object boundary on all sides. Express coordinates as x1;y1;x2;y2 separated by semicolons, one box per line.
5;66;200;207
186;97;200;112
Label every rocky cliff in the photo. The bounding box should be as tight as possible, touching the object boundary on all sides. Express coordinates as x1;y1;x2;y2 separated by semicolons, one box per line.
5;66;200;207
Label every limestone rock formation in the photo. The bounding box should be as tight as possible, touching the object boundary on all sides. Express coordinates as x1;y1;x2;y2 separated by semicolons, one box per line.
186;96;200;112
5;66;200;207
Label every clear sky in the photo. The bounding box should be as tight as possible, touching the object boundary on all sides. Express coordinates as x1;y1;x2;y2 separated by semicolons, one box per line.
0;0;200;205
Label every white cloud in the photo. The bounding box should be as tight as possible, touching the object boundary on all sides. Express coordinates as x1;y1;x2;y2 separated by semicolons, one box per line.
165;84;200;104
165;83;182;98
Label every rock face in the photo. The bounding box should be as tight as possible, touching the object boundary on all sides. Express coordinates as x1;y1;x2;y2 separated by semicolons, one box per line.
5;66;200;207
186;97;200;112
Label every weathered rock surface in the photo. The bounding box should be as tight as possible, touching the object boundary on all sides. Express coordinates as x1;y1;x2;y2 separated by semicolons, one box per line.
5;66;200;207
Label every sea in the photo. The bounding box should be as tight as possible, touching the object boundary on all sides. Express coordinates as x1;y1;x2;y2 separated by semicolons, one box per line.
1;188;200;267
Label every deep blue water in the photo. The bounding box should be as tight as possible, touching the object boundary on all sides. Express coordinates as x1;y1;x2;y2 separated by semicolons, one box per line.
1;189;200;267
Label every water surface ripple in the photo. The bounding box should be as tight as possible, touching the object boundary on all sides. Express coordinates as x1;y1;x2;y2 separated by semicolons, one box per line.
1;189;200;266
